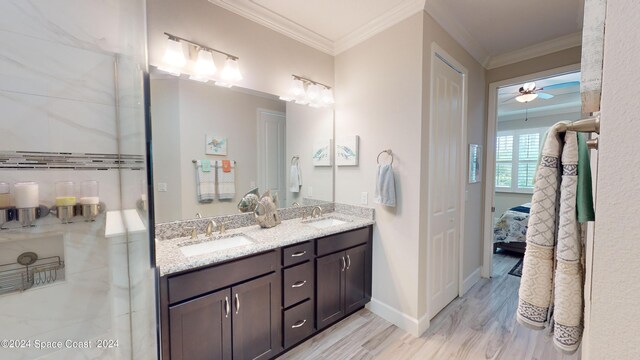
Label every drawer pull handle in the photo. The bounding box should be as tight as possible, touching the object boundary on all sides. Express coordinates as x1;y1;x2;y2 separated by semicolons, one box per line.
346;255;351;270
235;293;240;315
291;280;307;288
291;251;307;257
224;296;230;318
291;319;307;329
340;256;346;272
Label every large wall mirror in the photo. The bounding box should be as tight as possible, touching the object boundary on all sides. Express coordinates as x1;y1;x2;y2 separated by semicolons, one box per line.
150;73;334;223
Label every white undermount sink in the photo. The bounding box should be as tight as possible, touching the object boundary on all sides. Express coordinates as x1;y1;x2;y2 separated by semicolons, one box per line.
180;235;254;257
305;217;348;229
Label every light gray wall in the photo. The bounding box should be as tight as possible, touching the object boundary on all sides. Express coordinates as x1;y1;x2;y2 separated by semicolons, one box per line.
586;1;640;357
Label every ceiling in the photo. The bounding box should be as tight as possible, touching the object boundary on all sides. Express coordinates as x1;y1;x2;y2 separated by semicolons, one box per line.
209;0;584;67
497;72;581;121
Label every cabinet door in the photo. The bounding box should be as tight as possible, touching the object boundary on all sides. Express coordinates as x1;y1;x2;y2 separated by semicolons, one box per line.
345;244;369;314
316;251;346;329
169;288;231;360
232;272;281;360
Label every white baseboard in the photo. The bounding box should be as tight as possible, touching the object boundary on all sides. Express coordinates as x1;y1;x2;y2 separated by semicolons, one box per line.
367;298;427;337
462;267;482;295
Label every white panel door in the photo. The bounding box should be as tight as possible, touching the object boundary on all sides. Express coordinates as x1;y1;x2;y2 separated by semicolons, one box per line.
429;55;463;318
257;109;286;204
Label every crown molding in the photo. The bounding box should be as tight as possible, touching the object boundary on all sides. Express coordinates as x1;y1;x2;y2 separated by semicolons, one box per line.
208;0;334;54
333;0;426;54
486;31;583;69
423;0;491;67
209;0;428;56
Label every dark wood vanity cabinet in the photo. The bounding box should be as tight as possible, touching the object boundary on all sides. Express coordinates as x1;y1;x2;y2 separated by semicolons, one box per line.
160;225;372;359
316;241;371;330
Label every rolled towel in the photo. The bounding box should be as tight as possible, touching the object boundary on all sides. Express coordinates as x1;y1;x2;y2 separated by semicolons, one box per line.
374;164;396;207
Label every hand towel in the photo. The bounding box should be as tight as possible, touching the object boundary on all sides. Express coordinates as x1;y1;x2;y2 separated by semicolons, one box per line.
289;162;301;193
517;125;589;355
216;160;235;200
195;160;215;203
374;164;396;207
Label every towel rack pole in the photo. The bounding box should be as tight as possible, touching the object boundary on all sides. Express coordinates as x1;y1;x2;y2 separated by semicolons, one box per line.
192;160;237;164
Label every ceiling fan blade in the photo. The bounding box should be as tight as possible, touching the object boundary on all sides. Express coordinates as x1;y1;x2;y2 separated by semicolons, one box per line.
523;82;536;91
537;92;554;99
538;81;580;91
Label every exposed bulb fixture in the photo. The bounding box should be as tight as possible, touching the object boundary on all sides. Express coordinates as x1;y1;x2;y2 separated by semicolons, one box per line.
158;33;242;87
158;38;186;76
516;93;538;103
280;75;334;108
189;49;217;82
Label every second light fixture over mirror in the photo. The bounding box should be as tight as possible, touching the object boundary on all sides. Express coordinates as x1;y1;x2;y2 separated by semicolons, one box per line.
158;32;243;88
280;75;334;108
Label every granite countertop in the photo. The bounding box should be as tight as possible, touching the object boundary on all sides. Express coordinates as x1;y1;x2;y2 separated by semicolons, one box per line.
156;212;374;276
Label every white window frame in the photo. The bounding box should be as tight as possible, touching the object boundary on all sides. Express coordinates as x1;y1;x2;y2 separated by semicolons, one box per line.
495;127;547;194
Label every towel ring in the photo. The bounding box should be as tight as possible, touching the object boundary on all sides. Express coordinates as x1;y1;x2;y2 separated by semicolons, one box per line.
377;149;393;165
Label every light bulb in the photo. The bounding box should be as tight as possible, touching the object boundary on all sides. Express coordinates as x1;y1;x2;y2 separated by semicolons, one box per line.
221;58;242;83
158;38;186;76
321;88;334;105
306;84;322;102
189;49;217;82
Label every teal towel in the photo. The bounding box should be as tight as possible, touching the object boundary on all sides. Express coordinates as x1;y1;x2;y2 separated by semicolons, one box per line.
201;159;211;172
577;134;595;222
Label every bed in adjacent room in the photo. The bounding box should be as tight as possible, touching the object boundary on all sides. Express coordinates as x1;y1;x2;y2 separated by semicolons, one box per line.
493;203;531;254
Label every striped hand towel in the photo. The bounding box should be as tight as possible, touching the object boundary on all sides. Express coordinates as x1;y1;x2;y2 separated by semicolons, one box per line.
216;160;236;200
195;160;215;203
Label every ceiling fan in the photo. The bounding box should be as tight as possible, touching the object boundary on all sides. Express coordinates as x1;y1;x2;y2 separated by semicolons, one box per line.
503;81;580;103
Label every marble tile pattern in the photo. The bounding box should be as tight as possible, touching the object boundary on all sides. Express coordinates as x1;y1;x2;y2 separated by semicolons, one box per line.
156;211;374;276
155;202;335;241
280;253;581;360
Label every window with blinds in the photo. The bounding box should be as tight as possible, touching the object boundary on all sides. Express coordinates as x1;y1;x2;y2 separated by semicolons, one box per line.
495;128;545;192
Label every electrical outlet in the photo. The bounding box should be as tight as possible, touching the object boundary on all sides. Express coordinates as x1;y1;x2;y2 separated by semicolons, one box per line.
157;182;167;192
361;192;368;205
308;186;313;197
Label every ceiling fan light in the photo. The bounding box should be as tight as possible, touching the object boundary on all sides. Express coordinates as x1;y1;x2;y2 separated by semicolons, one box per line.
516;93;538;103
523;82;536;91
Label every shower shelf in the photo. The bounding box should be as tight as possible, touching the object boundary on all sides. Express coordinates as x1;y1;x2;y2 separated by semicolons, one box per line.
0;252;65;295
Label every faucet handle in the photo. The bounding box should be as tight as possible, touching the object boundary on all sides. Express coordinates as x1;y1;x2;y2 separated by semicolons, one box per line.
220;222;228;234
185;226;198;239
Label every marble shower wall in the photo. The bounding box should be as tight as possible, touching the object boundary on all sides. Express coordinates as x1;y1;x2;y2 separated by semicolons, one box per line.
0;1;155;359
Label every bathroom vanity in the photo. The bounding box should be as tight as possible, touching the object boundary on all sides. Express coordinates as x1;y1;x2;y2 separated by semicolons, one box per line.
157;214;373;359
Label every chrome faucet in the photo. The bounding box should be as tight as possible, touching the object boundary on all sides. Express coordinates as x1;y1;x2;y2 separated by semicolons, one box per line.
311;206;323;218
206;220;218;236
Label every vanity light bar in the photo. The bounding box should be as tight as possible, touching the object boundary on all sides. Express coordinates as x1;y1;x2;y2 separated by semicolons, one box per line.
291;74;331;89
164;32;239;60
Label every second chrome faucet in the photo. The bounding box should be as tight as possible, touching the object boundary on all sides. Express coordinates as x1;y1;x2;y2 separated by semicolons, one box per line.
206;220;227;236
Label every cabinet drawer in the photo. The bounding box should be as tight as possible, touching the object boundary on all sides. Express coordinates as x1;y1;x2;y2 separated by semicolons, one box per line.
282;241;313;267
316;227;370;257
283;299;314;348
168;251;277;304
283;262;314;308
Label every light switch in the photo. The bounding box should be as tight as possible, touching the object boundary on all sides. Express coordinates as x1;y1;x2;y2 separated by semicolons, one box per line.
361;192;368;205
157;182;167;192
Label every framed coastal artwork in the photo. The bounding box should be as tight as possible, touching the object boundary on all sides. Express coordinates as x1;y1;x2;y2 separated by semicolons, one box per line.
205;135;227;155
312;140;332;167
336;135;359;166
